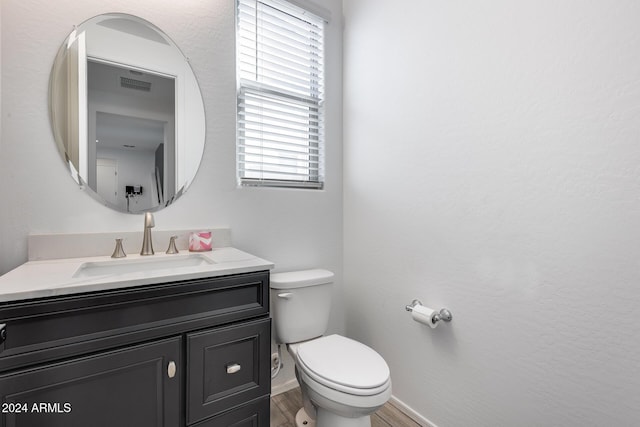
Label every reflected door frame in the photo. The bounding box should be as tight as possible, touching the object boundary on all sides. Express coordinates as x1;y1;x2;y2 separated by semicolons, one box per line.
96;158;118;206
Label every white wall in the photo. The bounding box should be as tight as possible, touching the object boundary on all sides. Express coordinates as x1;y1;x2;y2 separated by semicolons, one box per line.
343;1;640;426
0;0;343;391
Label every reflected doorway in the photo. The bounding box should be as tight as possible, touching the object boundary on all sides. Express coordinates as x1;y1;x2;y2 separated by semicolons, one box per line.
88;60;175;212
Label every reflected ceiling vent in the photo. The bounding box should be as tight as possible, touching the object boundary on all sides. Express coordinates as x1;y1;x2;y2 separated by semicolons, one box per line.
120;76;151;92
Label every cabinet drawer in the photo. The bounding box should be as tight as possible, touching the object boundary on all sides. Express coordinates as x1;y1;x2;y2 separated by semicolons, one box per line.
0;271;269;372
191;396;269;427
187;318;270;425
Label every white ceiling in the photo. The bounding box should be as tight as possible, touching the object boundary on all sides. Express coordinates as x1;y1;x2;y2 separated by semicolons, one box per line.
96;112;165;152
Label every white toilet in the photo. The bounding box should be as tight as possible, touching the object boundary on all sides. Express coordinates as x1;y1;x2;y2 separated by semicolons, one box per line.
270;269;392;427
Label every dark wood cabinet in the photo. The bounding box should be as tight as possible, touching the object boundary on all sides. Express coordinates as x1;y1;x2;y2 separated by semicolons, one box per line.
0;271;270;427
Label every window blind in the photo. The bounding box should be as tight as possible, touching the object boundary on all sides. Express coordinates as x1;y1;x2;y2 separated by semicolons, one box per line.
237;0;325;189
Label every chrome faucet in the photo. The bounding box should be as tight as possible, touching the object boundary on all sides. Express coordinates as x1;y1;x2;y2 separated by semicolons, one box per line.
140;212;155;255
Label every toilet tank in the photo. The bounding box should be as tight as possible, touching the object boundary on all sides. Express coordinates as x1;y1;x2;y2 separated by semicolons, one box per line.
270;269;334;344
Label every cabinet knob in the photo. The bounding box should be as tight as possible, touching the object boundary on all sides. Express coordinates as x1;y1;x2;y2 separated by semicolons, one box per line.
167;361;177;378
226;363;241;374
0;323;6;354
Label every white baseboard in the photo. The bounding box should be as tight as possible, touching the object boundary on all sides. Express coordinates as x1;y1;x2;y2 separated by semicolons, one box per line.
271;378;299;396
388;395;438;427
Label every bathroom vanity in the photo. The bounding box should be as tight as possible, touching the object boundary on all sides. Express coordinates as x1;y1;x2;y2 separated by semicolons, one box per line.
0;8;275;425
0;248;273;427
0;9;274;425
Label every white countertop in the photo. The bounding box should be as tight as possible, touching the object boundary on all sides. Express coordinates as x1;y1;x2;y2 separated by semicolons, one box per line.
0;247;274;303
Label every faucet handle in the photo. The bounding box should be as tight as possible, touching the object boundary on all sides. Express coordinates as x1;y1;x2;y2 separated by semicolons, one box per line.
111;238;126;258
144;212;155;228
166;236;179;254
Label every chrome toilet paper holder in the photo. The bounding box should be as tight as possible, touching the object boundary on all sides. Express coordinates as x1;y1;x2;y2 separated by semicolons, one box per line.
405;299;452;324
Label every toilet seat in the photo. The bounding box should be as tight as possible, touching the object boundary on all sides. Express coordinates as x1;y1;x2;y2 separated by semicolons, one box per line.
293;335;391;396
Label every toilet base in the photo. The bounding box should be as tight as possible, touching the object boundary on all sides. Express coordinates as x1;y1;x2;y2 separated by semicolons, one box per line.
296;406;371;427
316;407;371;427
295;407;316;427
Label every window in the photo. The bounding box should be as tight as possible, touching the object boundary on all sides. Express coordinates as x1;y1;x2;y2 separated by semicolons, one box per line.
236;0;326;189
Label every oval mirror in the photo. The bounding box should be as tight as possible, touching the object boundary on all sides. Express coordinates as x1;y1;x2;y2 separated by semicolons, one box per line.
49;13;205;213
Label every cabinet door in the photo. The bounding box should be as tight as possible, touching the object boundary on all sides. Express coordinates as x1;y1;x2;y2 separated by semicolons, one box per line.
0;337;181;427
187;318;270;425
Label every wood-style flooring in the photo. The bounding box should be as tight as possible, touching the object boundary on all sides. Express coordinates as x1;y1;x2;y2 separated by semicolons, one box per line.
271;387;421;427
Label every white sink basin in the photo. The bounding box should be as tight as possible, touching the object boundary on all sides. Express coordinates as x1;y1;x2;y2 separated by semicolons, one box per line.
73;254;215;278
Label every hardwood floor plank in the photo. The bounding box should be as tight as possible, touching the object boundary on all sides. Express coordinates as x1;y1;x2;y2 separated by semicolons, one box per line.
273;387;303;421
375;401;422;427
371;413;393;427
270;398;291;427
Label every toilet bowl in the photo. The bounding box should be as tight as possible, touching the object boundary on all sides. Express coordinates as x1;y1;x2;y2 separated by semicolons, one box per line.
271;270;392;427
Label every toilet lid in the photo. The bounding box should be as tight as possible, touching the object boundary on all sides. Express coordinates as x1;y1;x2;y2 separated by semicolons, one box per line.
296;335;390;391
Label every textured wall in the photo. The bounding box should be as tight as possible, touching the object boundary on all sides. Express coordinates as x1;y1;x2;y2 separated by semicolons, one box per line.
343;0;640;425
0;0;343;391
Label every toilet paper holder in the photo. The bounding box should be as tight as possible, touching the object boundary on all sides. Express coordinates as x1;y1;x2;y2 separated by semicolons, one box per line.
405;299;452;324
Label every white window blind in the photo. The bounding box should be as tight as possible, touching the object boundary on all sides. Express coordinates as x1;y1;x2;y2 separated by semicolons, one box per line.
237;0;325;189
